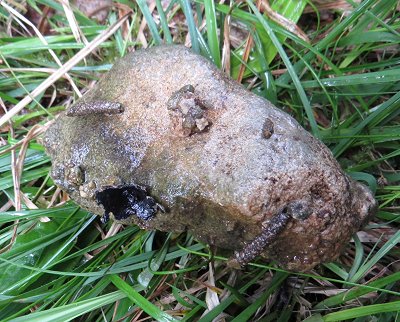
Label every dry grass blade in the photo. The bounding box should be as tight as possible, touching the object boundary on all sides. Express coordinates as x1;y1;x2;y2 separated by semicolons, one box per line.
12;124;52;229
60;0;88;46
0;12;131;128
205;263;220;312
237;0;262;83
260;0;309;42
91;222;123;256
222;4;233;75
14;125;41;196
0;120;53;156
237;35;253;83
304;0;361;13
1;1;82;97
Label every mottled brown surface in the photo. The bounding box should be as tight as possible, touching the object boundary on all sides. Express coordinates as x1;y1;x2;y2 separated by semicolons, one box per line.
43;45;377;271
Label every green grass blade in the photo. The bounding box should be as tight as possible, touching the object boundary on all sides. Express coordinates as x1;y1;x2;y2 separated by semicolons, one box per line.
109;274;179;322
8;291;125;322
0;206;85;224
350;229;400;283
204;0;221;67
156;0;173;43
275;0;379;88
322;300;400;321
263;0;307;64
299;69;400;89
315;272;400;309
198;269;268;321
246;0;319;138
332;90;400;157
347;234;364;282
179;0;200;53
137;0;162;45
323;263;348;281
231;272;288;321
137;234;169;288
347;172;377;194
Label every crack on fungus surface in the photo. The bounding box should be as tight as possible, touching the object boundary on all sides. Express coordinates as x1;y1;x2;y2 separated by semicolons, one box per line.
95;184;157;221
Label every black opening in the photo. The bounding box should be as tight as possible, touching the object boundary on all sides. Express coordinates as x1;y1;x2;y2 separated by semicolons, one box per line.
95;184;157;221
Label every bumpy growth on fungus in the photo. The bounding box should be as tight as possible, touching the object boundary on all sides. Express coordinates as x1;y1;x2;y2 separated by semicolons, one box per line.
43;45;377;271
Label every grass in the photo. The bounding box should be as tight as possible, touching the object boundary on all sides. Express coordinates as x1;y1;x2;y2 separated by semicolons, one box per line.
0;0;399;321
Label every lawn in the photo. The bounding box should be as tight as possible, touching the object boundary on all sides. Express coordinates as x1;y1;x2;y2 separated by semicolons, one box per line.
0;0;399;321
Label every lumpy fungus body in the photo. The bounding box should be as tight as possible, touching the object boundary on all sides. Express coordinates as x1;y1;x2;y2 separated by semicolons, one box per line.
43;45;377;271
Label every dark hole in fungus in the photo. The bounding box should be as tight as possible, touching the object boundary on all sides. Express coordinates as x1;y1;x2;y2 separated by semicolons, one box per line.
95;184;157;221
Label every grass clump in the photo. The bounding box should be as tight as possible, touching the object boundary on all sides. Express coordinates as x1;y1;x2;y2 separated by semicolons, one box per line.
0;0;399;321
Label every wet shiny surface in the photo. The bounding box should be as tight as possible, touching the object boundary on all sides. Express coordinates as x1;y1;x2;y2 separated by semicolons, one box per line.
44;45;377;271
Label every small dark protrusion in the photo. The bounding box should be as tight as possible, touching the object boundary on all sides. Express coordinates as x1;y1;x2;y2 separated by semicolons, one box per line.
286;200;311;220
64;164;84;186
181;84;195;93
95;184;157;221
167;84;195;111
66;101;124;117
262;118;274;139
167;84;210;136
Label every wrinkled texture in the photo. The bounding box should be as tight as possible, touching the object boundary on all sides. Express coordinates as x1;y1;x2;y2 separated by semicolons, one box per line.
43;45;377;271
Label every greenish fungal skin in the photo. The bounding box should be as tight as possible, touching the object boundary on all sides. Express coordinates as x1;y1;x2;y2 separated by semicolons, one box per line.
43;45;377;271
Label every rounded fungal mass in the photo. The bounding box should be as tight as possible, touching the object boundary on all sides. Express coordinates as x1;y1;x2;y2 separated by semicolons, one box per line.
43;45;377;271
